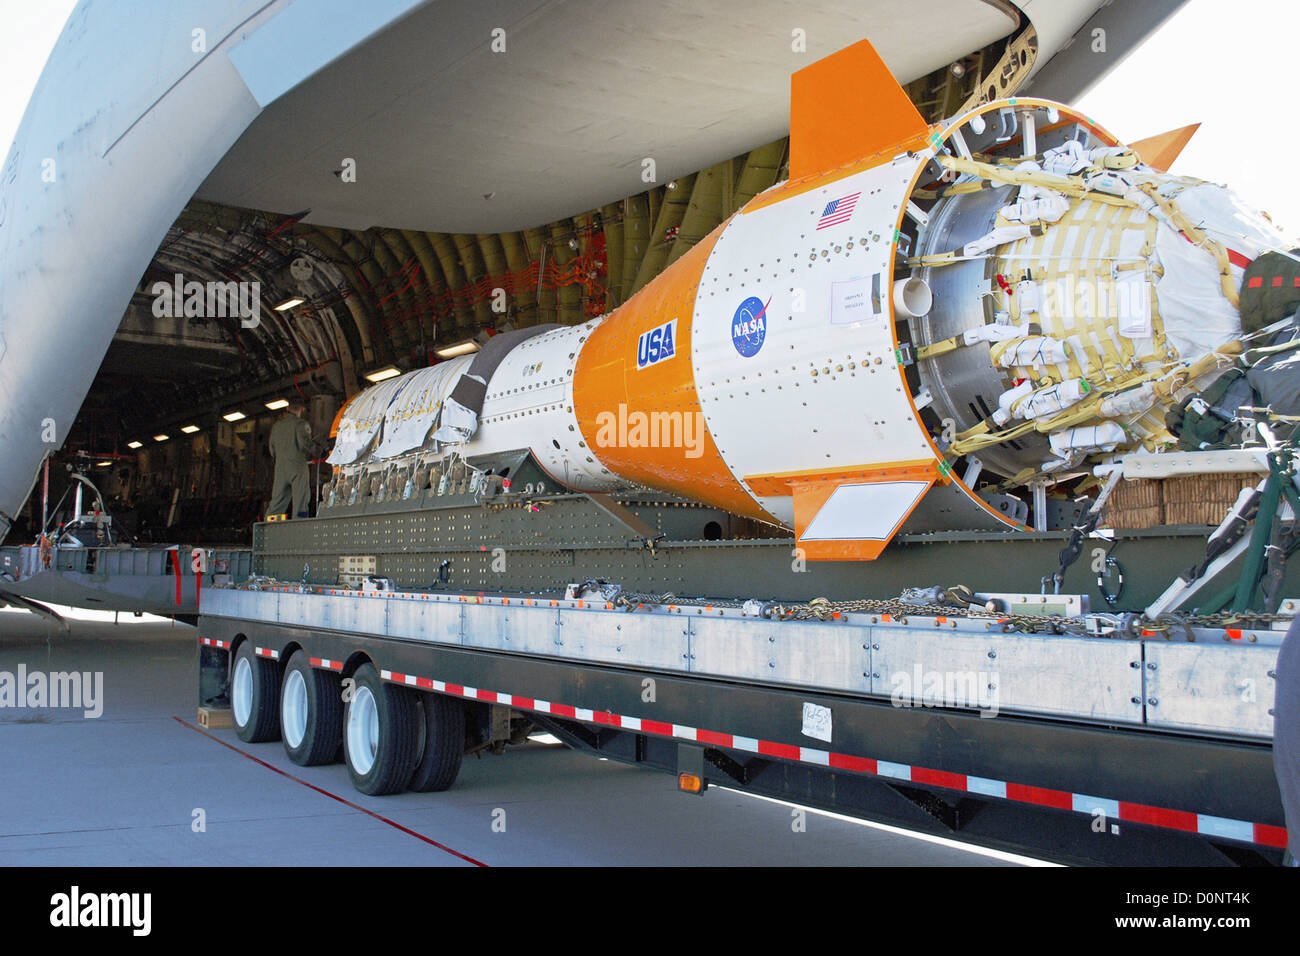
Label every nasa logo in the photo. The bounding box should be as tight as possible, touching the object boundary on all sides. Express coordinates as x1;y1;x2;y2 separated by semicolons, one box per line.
637;318;677;369
732;296;769;357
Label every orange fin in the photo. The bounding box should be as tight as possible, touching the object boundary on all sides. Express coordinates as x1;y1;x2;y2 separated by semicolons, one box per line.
747;460;941;561
789;38;929;181
1130;122;1200;172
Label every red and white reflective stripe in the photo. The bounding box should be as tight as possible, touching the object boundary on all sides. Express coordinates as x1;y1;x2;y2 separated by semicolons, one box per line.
255;647;279;660
310;657;344;671
198;637;230;649
377;668;1287;849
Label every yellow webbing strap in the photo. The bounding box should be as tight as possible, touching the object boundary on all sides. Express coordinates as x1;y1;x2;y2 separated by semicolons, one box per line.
948;364;1169;457
915;336;963;360
905;250;961;269
1135;181;1239;308
936;155;1129;206
1152;341;1244;400
1029;369;1157;434
1088;203;1127;372
942;180;996;196
949;420;1038;455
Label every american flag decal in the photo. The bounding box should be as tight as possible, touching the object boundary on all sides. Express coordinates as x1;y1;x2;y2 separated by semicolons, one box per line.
816;191;861;230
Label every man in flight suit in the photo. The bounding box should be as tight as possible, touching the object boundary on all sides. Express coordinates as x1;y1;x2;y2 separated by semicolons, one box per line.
267;401;313;519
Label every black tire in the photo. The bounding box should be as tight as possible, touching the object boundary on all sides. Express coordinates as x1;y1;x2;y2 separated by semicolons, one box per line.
232;641;281;743
408;692;465;792
280;650;343;766
343;663;419;795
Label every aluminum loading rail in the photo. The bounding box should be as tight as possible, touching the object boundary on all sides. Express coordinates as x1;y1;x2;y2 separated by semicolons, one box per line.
197;584;1289;865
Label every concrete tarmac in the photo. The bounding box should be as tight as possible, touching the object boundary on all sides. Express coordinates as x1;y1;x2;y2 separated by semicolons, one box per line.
0;610;1039;867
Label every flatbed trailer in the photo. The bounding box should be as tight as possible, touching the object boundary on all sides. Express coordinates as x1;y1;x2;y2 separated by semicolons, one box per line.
196;581;1289;866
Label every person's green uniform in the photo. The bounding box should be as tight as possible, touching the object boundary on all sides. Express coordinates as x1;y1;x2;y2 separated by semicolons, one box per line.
268;412;313;518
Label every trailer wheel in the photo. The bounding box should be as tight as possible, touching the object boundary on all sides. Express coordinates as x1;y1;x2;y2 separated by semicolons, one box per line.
408;692;465;792
343;663;419;795
280;651;343;766
232;641;281;743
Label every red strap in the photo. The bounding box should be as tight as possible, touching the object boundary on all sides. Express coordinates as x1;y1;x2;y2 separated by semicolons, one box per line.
169;549;181;606
1227;248;1251;269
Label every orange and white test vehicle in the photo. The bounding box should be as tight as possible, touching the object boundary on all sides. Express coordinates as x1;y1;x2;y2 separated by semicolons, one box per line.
324;39;1289;561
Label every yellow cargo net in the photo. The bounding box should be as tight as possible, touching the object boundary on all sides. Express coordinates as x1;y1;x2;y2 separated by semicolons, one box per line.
918;154;1245;467
991;196;1179;451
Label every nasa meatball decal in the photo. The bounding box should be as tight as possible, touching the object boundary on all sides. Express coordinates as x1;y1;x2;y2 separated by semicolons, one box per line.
732;295;769;358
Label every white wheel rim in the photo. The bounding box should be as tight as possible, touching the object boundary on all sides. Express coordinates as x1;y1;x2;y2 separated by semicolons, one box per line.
347;685;379;775
233;656;253;727
282;669;308;749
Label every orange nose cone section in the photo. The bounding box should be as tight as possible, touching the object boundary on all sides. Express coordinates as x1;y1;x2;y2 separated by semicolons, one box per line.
572;222;772;524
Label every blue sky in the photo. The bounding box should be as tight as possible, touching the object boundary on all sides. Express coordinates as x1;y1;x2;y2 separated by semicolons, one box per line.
1076;0;1298;237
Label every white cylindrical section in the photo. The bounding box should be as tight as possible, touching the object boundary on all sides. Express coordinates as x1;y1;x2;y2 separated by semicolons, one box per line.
473;321;622;491
892;277;932;318
1016;378;1091;421
994;336;1070;369
991;380;1034;426
1049;423;1126;457
690;153;943;528
1099;383;1156;418
329;321;624;492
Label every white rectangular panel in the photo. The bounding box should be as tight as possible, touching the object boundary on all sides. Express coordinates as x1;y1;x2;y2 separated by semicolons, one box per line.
801;481;929;541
